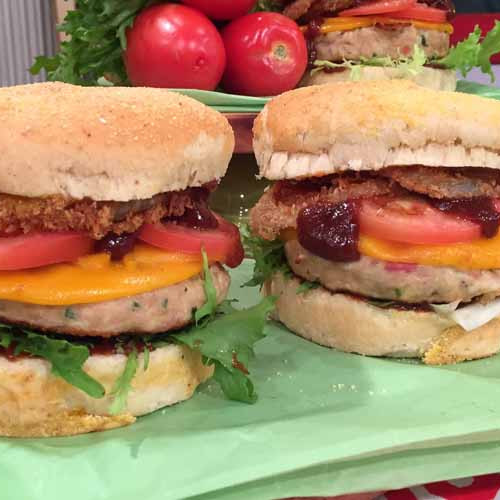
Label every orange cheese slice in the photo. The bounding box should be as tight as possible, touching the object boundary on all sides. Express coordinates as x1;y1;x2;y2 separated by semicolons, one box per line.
359;233;500;270
317;16;453;34
0;244;204;306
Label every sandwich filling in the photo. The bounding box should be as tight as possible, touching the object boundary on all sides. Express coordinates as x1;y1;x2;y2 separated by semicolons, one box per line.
0;183;274;410
248;167;500;331
278;0;500;83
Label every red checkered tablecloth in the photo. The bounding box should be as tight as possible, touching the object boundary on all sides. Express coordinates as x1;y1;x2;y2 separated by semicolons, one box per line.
379;474;500;500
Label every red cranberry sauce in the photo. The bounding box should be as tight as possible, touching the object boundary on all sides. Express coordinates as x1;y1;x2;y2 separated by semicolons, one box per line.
297;202;360;262
429;197;500;238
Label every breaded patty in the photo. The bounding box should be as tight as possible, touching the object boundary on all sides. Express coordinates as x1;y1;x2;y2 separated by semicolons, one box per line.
0;186;212;239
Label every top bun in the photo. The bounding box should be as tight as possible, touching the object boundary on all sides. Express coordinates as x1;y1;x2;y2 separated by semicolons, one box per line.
253;81;500;180
0;82;234;201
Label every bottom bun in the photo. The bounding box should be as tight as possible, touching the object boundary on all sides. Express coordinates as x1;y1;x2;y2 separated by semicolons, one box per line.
0;344;212;437
265;272;500;364
300;66;457;91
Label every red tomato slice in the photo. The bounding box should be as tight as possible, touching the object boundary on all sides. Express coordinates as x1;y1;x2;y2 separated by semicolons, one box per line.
339;0;416;17
0;233;94;271
380;4;448;22
138;214;244;268
359;197;482;245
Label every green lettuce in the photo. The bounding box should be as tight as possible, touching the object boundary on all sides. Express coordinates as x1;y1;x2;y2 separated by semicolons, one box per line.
436;22;500;80
171;297;276;404
312;44;427;81
241;224;291;287
109;348;138;415
0;326;105;398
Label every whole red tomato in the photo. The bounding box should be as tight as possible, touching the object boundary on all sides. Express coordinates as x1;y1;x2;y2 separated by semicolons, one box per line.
180;0;256;20
221;13;308;97
124;4;226;90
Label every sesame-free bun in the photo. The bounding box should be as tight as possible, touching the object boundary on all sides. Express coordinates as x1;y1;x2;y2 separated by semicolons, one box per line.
0;82;234;201
300;66;457;91
253;80;500;180
0;344;213;438
265;272;500;364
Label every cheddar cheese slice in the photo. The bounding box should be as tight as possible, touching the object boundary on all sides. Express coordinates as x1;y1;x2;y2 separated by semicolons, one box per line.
0;244;204;306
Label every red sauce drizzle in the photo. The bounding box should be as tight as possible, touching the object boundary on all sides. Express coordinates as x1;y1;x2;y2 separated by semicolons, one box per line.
429;197;500;238
297;202;360;262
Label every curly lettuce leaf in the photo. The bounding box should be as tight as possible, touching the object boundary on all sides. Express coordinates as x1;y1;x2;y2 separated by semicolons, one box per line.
0;325;105;398
31;0;150;85
109;348;138;415
171;297;276;404
436;22;500;81
241;224;291;287
194;250;218;325
312;44;427;81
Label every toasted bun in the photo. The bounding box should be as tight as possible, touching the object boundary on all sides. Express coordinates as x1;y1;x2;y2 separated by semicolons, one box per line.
265;272;500;364
253;80;500;180
0;344;213;437
300;66;457;91
0;82;234;201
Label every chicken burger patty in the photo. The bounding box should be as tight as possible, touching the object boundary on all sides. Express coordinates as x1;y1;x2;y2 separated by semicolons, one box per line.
314;25;449;62
0;264;230;337
285;240;500;304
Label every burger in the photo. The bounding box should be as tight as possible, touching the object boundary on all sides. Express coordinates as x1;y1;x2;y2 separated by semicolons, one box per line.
277;0;500;90
0;82;273;438
248;80;500;365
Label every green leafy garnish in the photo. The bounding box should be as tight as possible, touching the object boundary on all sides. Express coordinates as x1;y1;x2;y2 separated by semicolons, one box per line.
194;249;218;324
172;297;276;404
30;0;150;85
312;45;427;81
252;0;283;12
0;325;105;398
436;22;500;81
241;224;290;287
143;345;150;372
109;348;138;415
366;299;399;309
296;281;321;295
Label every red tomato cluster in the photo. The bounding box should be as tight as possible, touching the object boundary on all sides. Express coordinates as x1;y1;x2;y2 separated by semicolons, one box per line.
123;2;308;97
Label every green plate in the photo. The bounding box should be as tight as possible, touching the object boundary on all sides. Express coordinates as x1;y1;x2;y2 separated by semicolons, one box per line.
171;81;500;113
170;89;270;112
456;80;500;100
4;261;500;500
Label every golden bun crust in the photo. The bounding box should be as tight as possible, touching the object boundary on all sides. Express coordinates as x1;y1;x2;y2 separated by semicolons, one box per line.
0;344;213;437
0;82;234;201
253;80;500;180
265;272;500;363
300;66;457;91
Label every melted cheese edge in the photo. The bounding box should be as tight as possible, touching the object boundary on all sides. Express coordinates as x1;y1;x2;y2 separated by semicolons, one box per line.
316;16;453;34
0;244;205;306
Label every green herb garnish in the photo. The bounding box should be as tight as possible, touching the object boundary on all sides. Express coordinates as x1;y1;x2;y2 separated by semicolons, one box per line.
109;348;138;415
0;325;105;398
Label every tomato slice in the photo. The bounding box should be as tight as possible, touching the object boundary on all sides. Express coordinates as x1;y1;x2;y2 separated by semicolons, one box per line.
359;197;482;245
339;0;416;17
380;4;448;23
0;232;94;271
138;214;244;268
